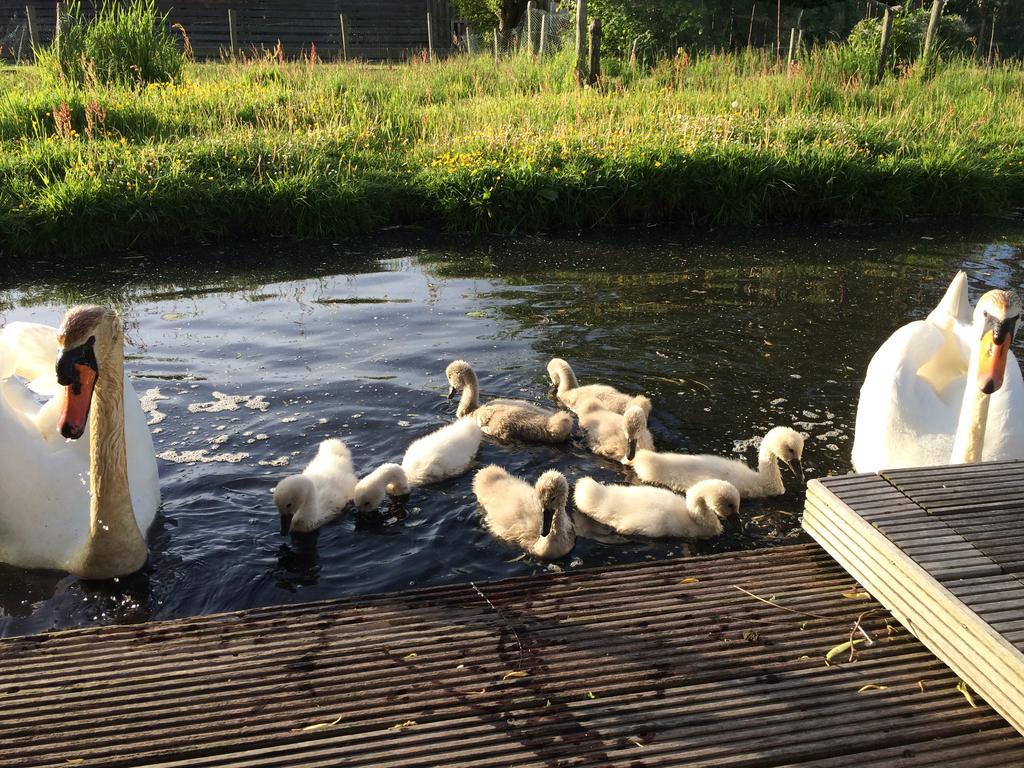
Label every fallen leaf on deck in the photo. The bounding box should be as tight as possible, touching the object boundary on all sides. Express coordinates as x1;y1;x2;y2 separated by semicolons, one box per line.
842;591;870;599
825;638;865;662
65;761;85;766
389;720;417;731
917;680;926;693
857;684;889;693
742;629;760;642
956;680;978;708
678;577;699;585
295;714;343;732
586;691;597;699
403;652;418;660
502;670;529;680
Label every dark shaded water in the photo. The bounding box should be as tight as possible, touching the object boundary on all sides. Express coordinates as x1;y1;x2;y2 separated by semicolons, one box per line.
2;222;1022;637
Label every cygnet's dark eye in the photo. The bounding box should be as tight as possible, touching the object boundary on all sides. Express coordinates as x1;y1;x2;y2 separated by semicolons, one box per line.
983;310;990;319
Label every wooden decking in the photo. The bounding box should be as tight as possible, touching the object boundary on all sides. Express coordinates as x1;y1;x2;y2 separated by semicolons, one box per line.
804;461;1024;740
2;543;1023;767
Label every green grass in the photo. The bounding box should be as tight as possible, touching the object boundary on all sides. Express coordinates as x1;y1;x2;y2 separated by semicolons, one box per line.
1;49;1023;256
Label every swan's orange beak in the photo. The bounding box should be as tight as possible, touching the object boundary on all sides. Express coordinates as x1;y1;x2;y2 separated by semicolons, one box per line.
56;339;98;440
977;317;1017;395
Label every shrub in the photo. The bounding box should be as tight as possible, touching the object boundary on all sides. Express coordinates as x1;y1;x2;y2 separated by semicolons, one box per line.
846;9;969;76
36;0;184;88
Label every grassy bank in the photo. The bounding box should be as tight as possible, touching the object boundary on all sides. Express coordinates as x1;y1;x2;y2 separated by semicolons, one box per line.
1;50;1023;256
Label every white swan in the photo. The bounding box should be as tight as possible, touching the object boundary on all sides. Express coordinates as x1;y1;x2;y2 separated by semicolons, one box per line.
574;477;740;539
547;357;648;415
473;465;573;559
352;463;410;513
352;418;482;512
273;439;357;533
446;360;572;443
851;272;1024;471
627;426;804;498
578;396;654;461
0;306;160;579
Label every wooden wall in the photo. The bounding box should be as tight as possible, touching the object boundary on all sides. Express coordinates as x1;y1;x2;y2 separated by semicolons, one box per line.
0;0;457;60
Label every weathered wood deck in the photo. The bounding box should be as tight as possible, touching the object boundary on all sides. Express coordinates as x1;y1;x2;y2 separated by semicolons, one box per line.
804;461;1024;740
2;543;1022;767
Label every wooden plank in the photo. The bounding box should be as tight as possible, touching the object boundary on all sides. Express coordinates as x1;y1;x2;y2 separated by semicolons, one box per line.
2;543;1022;767
804;479;1024;737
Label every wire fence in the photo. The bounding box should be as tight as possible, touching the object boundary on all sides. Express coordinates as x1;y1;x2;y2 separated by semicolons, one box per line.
457;7;574;59
0;10;28;62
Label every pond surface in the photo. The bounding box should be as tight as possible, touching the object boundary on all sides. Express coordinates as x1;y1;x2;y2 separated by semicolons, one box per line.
1;221;1023;637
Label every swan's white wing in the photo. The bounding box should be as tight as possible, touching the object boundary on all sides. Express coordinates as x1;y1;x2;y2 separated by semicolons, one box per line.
0;391;90;571
926;271;972;331
852;319;962;472
403;419;482;485
0;322;60;396
124;375;161;531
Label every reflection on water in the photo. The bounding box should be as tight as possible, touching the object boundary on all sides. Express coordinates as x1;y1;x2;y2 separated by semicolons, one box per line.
1;222;1022;636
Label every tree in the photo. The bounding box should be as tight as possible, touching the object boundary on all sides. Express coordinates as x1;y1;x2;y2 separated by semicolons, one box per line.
450;0;533;32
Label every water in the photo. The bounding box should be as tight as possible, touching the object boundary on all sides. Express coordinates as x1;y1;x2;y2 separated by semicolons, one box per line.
1;222;1022;637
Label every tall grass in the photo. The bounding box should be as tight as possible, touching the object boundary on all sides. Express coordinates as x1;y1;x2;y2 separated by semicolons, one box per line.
0;50;1021;256
35;0;183;87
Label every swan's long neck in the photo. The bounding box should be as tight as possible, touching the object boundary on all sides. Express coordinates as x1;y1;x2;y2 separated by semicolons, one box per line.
686;500;720;537
71;328;146;579
555;364;579;395
757;447;784;495
951;371;990;464
294;481;322;528
456;370;480;418
536;504;574;557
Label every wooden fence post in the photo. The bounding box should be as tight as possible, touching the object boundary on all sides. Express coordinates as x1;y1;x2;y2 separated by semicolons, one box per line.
787;27;796;68
227;9;237;58
426;12;434;62
466;25;473;55
24;5;39;53
746;2;756;49
526;0;534;55
538;13;546;58
876;4;895;83
493;28;499;63
575;0;587;83
587;17;601;85
922;0;941;66
339;13;348;60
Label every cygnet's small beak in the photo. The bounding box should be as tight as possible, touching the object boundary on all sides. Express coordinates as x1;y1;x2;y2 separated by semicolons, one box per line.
784;457;805;485
279;513;293;536
624;438;638;463
540;505;555;537
446;385;457;400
